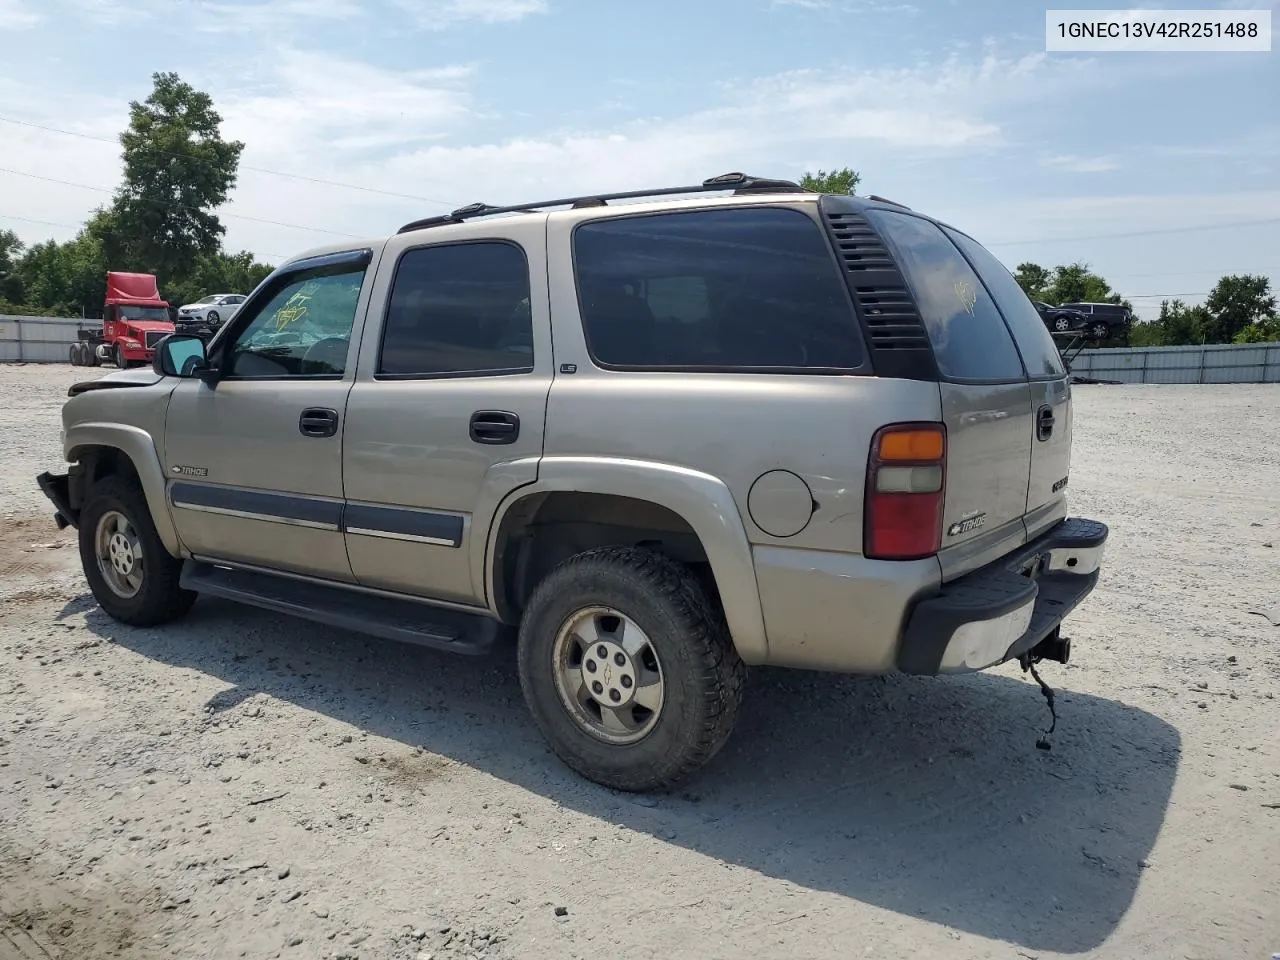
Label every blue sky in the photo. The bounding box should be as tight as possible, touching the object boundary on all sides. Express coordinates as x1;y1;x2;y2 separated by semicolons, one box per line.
0;0;1276;318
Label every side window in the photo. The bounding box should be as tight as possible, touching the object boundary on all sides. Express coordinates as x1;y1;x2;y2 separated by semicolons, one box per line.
224;265;365;378
865;210;1025;382
945;227;1066;378
573;208;864;370
378;241;533;378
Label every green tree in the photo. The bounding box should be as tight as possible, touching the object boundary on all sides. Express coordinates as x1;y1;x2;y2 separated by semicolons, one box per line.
800;167;861;195
0;228;24;303
1014;262;1051;302
13;230;108;317
1201;274;1276;344
1044;262;1131;312
163;249;274;308
106;71;244;281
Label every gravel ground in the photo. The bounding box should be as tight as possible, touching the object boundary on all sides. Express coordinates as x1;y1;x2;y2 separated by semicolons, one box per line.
1;363;1278;960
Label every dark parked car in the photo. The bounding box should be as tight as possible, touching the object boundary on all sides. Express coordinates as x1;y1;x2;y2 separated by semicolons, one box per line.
1034;301;1089;334
1058;302;1132;342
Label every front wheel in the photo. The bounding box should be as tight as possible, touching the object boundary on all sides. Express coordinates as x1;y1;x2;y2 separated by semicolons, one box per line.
78;475;196;626
114;345;129;369
206;310;219;326
1053;316;1071;332
517;546;747;792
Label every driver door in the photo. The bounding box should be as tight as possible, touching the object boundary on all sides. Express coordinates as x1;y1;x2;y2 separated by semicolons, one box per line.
163;248;381;581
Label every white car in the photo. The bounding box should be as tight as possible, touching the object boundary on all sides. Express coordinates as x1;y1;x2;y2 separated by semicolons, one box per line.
176;294;246;330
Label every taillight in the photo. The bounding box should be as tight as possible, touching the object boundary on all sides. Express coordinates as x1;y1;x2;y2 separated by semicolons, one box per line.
864;423;946;560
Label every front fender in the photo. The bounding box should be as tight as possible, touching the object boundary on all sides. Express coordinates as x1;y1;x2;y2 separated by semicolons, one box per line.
65;422;181;557
480;456;769;664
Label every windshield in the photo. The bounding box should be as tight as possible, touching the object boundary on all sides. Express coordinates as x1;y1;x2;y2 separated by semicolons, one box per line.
119;306;170;322
197;295;219;304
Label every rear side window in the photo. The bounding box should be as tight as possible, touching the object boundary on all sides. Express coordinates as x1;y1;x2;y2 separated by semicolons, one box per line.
944;227;1066;379
573;208;863;371
864;210;1024;382
378;241;534;378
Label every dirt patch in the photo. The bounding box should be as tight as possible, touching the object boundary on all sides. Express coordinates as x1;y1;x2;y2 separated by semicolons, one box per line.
0;843;159;960
362;749;453;790
0;516;77;581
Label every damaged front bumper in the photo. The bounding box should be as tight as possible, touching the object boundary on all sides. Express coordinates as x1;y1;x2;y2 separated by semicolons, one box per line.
36;468;83;530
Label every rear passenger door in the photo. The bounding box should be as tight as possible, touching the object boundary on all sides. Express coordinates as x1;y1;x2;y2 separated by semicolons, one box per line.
863;210;1034;577
343;218;553;605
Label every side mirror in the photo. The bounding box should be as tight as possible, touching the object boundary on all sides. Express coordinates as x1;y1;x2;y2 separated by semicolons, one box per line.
153;334;214;381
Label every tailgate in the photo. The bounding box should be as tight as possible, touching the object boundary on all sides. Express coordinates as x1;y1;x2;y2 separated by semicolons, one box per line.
861;208;1076;580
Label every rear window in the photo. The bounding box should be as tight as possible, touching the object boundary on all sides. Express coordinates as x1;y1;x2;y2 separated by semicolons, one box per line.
864;210;1025;382
573;207;864;371
944;227;1066;379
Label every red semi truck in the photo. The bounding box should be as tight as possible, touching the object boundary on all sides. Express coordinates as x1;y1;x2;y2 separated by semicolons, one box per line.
69;272;175;369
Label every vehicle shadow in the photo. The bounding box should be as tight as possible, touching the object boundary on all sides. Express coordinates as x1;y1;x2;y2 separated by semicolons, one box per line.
78;595;1180;954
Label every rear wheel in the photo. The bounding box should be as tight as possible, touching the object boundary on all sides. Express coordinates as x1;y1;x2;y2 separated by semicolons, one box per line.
1053;316;1071;332
86;343;100;367
517;546;746;792
78;475;196;627
1089;321;1109;340
69;343;81;366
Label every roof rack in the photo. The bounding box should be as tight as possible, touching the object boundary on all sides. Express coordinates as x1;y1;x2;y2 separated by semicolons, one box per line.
397;172;808;234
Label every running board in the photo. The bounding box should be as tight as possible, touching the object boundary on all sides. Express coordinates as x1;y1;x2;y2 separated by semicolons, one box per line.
180;561;502;655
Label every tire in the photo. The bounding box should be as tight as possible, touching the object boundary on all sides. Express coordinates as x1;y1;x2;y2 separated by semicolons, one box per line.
115;345;129;369
1090;322;1109;340
78;474;196;627
69;343;81;366
206;310;219;326
517;545;747;792
1053;316;1071;332
86;343;100;367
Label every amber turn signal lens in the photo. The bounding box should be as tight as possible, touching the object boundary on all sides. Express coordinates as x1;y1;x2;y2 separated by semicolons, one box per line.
877;428;945;462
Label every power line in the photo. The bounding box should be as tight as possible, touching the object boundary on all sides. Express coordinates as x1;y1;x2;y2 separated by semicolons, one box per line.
0;166;364;239
0;213;84;229
0;114;455;208
988;217;1280;246
0;210;293;259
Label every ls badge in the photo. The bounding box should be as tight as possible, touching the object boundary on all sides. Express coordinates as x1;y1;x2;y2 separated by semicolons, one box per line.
947;513;986;537
170;465;208;478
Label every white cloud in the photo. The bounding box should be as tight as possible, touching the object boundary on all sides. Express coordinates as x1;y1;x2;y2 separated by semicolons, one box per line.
188;0;367;33
1041;154;1121;173
391;0;547;28
0;0;39;28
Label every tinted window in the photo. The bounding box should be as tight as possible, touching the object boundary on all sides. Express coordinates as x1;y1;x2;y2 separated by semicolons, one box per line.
574;208;863;370
1091;304;1129;319
945;227;1066;379
226;265;364;378
379;242;533;378
865;210;1024;382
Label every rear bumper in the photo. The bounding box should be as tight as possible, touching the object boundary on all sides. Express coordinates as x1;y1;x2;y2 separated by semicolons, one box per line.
897;517;1107;675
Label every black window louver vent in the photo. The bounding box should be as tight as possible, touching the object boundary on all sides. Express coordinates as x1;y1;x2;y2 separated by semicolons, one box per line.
826;212;929;350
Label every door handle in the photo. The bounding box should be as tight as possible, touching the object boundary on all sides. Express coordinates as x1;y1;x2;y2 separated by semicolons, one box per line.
299;407;339;438
470;410;520;445
1036;404;1055;441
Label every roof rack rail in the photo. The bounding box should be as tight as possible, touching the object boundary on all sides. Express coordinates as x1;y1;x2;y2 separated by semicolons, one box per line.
397;172;808;234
